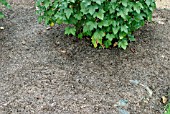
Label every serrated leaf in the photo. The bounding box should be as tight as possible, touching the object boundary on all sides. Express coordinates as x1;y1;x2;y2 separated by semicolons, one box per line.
118;39;128;50
121;25;128;33
94;0;103;5
133;3;141;14
91;30;105;47
104;40;112;48
119;32;127;39
44;1;50;9
122;0;128;7
106;33;115;41
88;5;98;15
83;25;89;33
65;27;76;36
145;0;151;6
128;35;135;42
112;26;119;35
98;20;110;28
86;21;98;31
64;8;73;19
74;13;83;20
94;9;105;20
117;10;127;20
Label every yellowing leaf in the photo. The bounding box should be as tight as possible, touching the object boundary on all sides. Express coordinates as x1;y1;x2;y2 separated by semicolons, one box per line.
50;22;55;27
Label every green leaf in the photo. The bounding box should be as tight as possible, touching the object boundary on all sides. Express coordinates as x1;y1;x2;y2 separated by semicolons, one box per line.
64;8;73;19
106;33;115;41
104;40;112;48
92;37;98;48
109;3;117;13
119;32;126;39
133;2;142;14
135;14;144;21
78;33;83;39
91;30;105;48
145;0;151;6
44;0;50;9
94;9;105;20
121;25;128;33
122;0;128;7
118;39;128;50
74;13;83;20
93;0;104;5
86;21;98;31
112;26;119;35
117;9;128;20
98;20;110;28
69;0;76;3
83;25;90;33
88;5;98;15
128;35;135;42
65;27;76;36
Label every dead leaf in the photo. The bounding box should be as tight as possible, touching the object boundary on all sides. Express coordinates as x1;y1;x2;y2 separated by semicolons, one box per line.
113;42;118;47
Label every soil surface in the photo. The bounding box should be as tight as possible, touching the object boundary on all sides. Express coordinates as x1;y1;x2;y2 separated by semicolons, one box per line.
0;1;170;114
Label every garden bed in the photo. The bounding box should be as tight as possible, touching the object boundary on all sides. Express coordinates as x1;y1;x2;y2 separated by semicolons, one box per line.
0;1;170;113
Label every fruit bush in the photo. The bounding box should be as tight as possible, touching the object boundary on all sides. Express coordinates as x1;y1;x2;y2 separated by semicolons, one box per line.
36;0;156;49
0;0;11;19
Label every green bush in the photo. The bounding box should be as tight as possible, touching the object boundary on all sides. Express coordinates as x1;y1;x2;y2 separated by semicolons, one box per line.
0;0;11;19
36;0;156;49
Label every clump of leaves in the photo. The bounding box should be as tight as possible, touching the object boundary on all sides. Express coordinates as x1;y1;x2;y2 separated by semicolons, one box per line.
0;0;11;19
164;102;170;114
36;0;156;49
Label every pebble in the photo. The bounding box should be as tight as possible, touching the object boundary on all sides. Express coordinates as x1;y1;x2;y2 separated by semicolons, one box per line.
22;40;26;45
0;27;4;30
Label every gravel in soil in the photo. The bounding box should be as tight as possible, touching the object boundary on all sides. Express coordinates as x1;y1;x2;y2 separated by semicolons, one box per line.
0;3;170;114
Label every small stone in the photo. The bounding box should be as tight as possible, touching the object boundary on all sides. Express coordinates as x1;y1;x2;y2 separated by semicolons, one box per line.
0;27;4;30
55;41;60;45
161;55;165;58
22;40;26;45
46;27;51;30
60;50;66;53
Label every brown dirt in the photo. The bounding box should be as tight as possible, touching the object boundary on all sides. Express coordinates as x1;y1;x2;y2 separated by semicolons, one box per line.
0;1;170;114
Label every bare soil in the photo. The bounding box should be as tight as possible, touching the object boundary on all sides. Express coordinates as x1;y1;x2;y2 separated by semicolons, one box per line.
0;1;170;114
